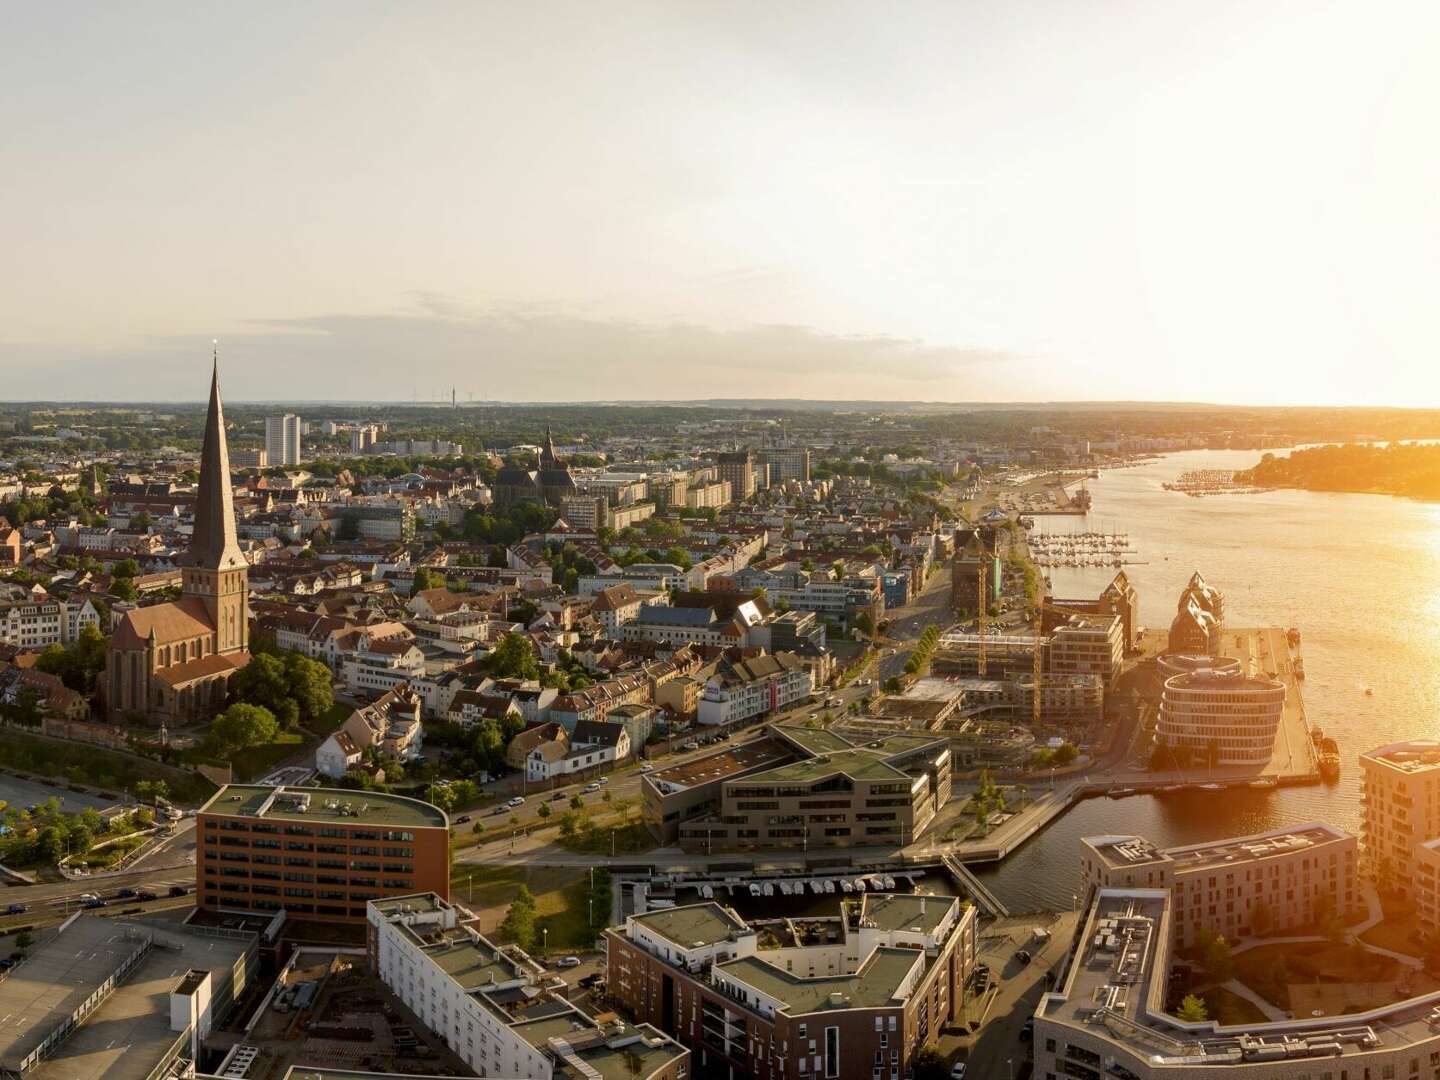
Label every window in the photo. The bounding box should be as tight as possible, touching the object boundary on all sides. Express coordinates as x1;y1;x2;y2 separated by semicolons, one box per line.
824;1027;839;1079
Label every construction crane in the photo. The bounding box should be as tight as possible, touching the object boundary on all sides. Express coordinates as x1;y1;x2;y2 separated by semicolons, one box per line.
976;559;988;676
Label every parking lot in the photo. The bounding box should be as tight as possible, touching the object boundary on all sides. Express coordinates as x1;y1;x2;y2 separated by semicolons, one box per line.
0;772;117;816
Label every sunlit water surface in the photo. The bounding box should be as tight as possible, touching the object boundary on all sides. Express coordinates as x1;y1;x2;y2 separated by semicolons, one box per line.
976;448;1440;910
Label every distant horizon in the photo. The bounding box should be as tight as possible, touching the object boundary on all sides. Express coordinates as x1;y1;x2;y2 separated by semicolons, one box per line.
7;395;1440;414
7;4;1440;406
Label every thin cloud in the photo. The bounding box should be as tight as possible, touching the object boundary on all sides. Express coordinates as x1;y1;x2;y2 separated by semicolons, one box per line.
0;305;1017;402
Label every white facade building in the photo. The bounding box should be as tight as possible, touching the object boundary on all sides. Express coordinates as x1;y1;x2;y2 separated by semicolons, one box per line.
265;414;302;466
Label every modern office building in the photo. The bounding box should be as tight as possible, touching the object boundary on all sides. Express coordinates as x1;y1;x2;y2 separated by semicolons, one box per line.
266;413;302;466
369;893;689;1080
196;784;450;922
607;892;977;1080
1154;669;1285;766
1047;613;1124;688
1361;739;1440;900
649;724;952;852
1080;823;1357;950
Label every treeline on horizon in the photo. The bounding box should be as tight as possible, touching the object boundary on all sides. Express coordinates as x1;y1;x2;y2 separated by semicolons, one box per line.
1239;443;1440;498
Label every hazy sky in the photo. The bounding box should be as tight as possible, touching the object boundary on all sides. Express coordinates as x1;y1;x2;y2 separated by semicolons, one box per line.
4;1;1440;404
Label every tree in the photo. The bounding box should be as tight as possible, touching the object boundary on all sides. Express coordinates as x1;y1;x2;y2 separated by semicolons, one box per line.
537;802;552;819
35;826;65;865
135;779;169;805
112;577;137;602
210;703;279;757
570;794;584;811
411;566;444;597
430;785;457;813
500;886;538;949
112;558;140;579
486;633;540;680
909;1048;948;1080
883;676;903;694
1052;742;1078;767
559;811;580;841
281;652;333;726
853;612;875;638
1203;935;1233;982
131;511;153;531
1176;994;1209;1023
13;930;33;956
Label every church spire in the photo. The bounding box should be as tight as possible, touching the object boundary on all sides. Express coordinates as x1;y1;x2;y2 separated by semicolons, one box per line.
183;346;246;570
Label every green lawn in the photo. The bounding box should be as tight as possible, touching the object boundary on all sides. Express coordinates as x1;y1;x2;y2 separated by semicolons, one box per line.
306;702;352;738
451;864;601;952
1191;986;1269;1026
0;730;214;805
1233;941;1404;1009
228;732;314;782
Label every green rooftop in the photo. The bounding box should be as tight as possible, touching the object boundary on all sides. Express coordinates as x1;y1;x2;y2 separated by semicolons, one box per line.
199;784;448;829
776;725;853;754
631;903;748;948
717;947;925;1014
749;749;910;785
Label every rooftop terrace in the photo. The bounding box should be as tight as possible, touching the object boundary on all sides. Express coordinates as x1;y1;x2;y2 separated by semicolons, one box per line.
718;947;924;1014
200;784;448;828
648;737;794;792
859;893;956;935
631;902;749;948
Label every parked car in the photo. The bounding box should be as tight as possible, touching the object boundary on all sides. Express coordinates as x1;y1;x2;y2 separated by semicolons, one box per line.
506;796;525;808
950;1063;967;1079
1020;1020;1034;1042
583;783;600;794
83;898;106;909
556;956;582;968
169;885;188;897
116;887;137;899
550;792;566;801
455;814;471;824
1016;949;1032;966
5;903;26;915
597;777;608;785
639;763;653;773
78;892;99;902
136;889;158;901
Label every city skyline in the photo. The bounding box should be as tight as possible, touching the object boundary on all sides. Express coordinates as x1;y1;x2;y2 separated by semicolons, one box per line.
6;2;1440;405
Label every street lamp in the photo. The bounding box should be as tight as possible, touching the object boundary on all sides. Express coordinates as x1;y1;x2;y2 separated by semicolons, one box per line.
542;926;549;954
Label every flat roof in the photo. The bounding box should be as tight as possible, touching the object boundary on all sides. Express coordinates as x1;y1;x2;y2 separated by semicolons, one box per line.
718;947;924;1014
1362;739;1440;773
649;737;794;792
1086;823;1350;873
10;917;252;1080
1041;886;1440;1068
745;748;910;785
858;893;956;935
631;903;749;948
199;784;447;829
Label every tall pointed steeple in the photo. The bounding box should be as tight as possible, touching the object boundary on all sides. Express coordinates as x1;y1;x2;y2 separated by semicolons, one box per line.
184;348;246;571
542;424;557;467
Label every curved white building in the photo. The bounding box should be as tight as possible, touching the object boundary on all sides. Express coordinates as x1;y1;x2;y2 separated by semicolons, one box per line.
1155;669;1284;765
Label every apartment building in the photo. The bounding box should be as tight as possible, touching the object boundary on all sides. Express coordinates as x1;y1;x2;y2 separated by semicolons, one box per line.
369;893;689;1080
1361;739;1440;900
315;685;425;778
340;634;427;699
623;604;764;649
0;593;99;648
716;450;758;501
757;446;812;484
1035;883;1440;1080
265;414;302;466
1080;823;1357;950
606;892;976;1080
696;652;813;726
686;480;732;510
196;784;450;922
1155;669;1285;766
1047;613;1123;687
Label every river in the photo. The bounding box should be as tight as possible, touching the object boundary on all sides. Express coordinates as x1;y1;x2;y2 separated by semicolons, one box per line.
975;448;1440;911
